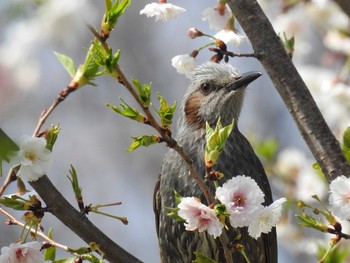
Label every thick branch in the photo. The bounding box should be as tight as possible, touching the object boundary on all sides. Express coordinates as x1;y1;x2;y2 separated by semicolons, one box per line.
227;0;350;182
30;175;142;263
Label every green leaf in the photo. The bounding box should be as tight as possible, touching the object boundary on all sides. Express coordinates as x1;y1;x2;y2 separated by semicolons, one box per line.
281;32;295;57
193;252;218;263
0;195;43;211
165;190;185;221
52;258;76;263
105;49;120;73
106;99;147;123
54;52;76;77
127;135;160;152
156;93;177;128
105;0;112;11
214;204;229;217
102;0;131;36
0;129;18;176
82;253;105;263
45;124;60;152
133;79;152;107
166;206;185;222
174;190;182;206
342;127;350;163
205;117;234;167
90;41;120;74
295;212;328;232
67;165;83;206
67;246;91;255
44;228;56;261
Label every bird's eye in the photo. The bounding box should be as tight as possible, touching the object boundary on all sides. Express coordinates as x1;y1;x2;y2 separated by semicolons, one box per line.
199;83;211;95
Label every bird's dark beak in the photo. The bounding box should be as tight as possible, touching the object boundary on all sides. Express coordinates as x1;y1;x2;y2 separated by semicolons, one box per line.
227;71;262;91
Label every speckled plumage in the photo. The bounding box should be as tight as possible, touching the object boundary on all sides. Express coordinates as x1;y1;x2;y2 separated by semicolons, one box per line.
154;62;277;263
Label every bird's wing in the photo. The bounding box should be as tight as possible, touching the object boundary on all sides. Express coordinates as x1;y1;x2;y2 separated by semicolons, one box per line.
153;174;161;238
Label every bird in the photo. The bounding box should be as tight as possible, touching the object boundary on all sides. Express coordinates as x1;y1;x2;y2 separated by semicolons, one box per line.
154;62;276;263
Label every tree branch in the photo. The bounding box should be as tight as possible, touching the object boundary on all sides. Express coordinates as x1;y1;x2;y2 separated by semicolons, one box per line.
30;175;142;263
227;0;350;182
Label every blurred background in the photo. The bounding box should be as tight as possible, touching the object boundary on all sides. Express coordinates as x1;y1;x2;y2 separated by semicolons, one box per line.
1;0;349;262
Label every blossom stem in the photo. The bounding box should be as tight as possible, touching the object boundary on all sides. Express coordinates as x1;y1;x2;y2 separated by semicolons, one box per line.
219;233;234;263
0;207;69;252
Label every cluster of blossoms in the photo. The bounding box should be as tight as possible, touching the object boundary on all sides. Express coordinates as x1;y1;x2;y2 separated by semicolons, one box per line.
140;0;246;78
0;241;46;263
178;175;286;239
10;135;52;182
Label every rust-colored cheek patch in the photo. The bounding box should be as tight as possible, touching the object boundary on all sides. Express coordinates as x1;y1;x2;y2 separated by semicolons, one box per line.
184;93;205;128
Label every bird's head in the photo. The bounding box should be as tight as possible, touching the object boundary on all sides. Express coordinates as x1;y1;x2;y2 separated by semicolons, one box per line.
179;62;262;131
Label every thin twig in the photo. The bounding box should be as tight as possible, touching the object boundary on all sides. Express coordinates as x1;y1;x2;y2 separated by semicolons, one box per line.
0;207;69;252
33;87;74;137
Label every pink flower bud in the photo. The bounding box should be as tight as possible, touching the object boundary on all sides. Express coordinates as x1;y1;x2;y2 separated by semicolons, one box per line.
187;28;203;39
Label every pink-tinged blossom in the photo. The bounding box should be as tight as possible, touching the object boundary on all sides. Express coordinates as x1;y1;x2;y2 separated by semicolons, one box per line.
329;175;350;220
171;54;198;78
0;241;46;263
214;29;246;46
10;135;52;182
187;28;203;39
178;197;223;238
248;198;287;239
216;175;264;227
202;4;231;30
140;2;185;22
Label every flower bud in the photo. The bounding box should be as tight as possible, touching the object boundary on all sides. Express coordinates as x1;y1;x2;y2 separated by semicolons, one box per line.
187;28;203;39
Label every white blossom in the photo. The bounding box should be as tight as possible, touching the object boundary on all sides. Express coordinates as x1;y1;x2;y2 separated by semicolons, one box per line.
140;3;185;22
0;241;46;263
296;167;327;202
248;198;286;239
324;30;350;55
10;135;52;182
216;175;264;227
171;54;198;78
329;175;350;220
274;148;306;178
214;29;246;46
202;5;231;30
178;197;223;238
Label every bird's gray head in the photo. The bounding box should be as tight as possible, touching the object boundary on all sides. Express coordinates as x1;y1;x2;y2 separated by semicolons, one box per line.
179;62;262;131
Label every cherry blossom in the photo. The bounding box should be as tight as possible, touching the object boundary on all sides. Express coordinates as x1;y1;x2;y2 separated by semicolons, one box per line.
248;198;287;239
0;241;45;263
202;3;231;30
171;54;198;78
178;197;223;238
214;29;246;46
140;2;185;22
10;135;52;182
216;175;265;227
